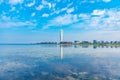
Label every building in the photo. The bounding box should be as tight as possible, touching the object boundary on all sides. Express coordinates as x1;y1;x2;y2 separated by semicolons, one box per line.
60;29;63;43
74;40;80;45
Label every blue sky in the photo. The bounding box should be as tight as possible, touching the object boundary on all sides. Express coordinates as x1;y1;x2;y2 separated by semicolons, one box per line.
0;0;120;43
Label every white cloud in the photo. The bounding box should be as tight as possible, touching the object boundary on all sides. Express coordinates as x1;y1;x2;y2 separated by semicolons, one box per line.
31;12;36;17
78;14;90;19
0;21;37;28
71;9;120;31
48;3;52;9
36;0;52;11
92;9;105;16
103;0;111;3
41;0;51;8
26;0;35;7
9;0;23;5
43;14;78;29
67;8;74;13
51;14;77;25
44;8;120;30
51;3;73;15
51;3;56;8
51;7;69;15
1;16;11;21
42;13;49;17
0;15;37;28
56;7;67;14
36;5;44;10
80;0;111;4
80;0;97;4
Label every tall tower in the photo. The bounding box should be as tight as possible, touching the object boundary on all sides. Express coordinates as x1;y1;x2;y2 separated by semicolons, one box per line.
60;29;63;43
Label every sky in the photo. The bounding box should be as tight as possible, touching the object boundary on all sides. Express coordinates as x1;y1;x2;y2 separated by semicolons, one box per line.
0;0;120;43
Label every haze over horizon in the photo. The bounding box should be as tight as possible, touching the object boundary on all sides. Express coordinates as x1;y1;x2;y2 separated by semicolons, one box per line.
0;0;120;43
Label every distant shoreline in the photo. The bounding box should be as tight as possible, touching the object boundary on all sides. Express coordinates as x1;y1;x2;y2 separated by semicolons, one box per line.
0;43;120;46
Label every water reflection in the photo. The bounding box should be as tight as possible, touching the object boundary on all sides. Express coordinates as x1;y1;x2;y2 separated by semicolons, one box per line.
73;45;120;49
0;45;120;80
60;45;63;60
92;45;120;49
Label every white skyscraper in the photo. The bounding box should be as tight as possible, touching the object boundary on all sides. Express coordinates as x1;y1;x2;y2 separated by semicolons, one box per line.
60;29;63;43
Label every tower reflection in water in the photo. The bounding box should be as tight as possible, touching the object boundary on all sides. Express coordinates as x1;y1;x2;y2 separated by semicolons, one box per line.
60;45;63;60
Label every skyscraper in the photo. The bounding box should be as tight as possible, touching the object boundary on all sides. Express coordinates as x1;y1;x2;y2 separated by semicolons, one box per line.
60;29;63;43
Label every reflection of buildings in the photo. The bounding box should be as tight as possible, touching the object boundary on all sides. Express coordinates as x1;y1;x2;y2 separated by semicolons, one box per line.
59;41;73;45
60;45;63;60
82;45;89;48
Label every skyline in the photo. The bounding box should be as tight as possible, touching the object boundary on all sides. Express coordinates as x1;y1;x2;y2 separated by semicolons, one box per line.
0;0;120;43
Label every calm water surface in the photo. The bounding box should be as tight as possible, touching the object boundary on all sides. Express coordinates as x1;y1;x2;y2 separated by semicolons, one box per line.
0;45;120;80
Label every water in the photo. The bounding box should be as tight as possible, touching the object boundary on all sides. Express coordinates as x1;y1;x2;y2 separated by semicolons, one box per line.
0;45;120;80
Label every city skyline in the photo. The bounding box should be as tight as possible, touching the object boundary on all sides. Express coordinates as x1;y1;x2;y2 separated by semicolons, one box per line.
0;0;120;43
